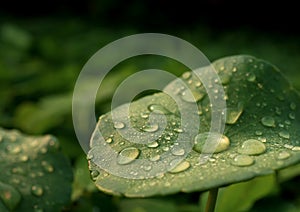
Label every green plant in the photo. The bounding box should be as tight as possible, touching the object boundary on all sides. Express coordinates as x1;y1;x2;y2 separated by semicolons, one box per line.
87;55;300;211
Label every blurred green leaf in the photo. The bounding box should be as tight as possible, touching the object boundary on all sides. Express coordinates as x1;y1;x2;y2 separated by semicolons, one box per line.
0;128;73;211
200;175;277;212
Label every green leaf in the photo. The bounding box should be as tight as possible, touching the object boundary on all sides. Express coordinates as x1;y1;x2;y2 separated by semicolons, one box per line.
0;128;73;211
88;55;300;197
119;199;177;212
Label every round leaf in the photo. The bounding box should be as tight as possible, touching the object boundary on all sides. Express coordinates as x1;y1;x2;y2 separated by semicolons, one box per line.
88;55;300;197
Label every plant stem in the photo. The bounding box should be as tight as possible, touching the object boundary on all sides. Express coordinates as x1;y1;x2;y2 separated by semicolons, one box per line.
205;187;219;212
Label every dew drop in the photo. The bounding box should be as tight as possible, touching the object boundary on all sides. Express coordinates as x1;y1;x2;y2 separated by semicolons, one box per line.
140;112;149;119
182;72;191;79
279;130;290;139
290;102;296;110
19;155;29;162
277;151;291;160
261;116;275;127
231;155;254;167
292;146;300;151
238;139;266;155
193;132;230;153
6;145;21;154
171;148;185;156
117;147;140;165
90;170;100;180
289;112;295;120
232;67;237;72
31;185;44;197
142;165;152;171
105;138;113;144
143;124;159;132
255;131;263;136
181;91;205;103
226;103;244;124
162;146;170;152
114;121;125;129
169;160;190;173
148;104;171;114
150;155;160;162
246;72;256;82
174;128;184;133
147;141;159;148
0;182;21;210
41;161;54;173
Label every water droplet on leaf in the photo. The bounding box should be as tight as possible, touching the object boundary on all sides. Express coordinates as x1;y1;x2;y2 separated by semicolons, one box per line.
290;102;296;110
148;104;171;114
147;141;159;148
261;116;275;127
143;124;159;132
114;121;125;129
246;72;256;82
31;185;44;197
117;147;140;165
277;151;291;160
238;139;266;155
231;155;254;167
193;132;230;153
171;148;185;156
226;103;244;124
90;170;100;180
169;160;190;173
279;130;290;139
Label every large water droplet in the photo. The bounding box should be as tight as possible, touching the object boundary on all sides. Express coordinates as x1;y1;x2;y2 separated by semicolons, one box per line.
0;182;21;210
277;151;291;160
226;103;244;124
31;185;44;197
117;147;140;165
279;130;290;139
114;121;125;129
193;132;230;153
261;116;275;127
143;124;159;132
148;104;171;114
171;148;185;156
169;160;190;173
238;139;266;155
231;155;254;167
147;141;159;148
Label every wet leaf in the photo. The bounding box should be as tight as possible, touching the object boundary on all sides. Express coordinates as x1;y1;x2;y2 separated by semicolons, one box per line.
0;128;73;211
88;55;300;197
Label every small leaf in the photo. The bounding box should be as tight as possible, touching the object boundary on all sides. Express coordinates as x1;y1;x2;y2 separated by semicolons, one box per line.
88;55;300;197
0;128;73;211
